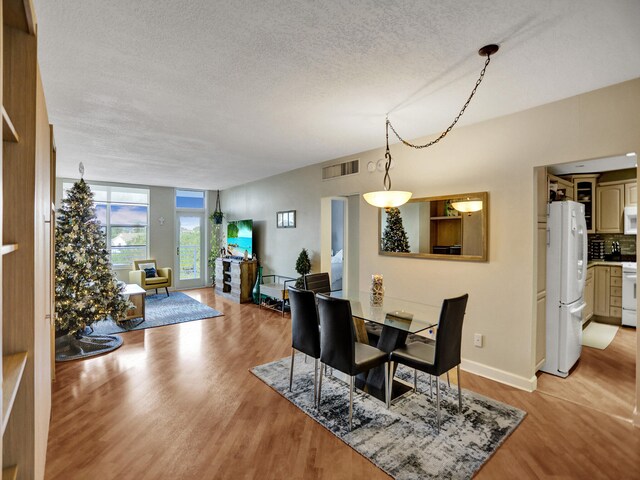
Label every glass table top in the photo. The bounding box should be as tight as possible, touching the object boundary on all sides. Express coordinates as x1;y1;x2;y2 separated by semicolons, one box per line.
328;290;441;334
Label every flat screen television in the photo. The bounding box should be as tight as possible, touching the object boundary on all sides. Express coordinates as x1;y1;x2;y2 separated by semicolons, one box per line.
227;219;253;258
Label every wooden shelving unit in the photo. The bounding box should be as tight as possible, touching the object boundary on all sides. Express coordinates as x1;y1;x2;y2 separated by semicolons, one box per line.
0;245;17;256
2;465;17;480
1;108;18;143
1;353;26;434
2;0;54;478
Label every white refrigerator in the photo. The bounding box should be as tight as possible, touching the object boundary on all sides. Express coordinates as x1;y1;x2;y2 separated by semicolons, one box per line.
541;201;587;378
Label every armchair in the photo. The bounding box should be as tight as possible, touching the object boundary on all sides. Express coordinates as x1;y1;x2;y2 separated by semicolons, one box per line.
129;259;172;296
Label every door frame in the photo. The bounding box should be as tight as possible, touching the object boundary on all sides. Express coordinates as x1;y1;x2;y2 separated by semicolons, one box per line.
320;196;348;291
174;189;208;289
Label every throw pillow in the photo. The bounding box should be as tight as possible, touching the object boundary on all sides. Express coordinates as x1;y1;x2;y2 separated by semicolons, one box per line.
144;267;157;278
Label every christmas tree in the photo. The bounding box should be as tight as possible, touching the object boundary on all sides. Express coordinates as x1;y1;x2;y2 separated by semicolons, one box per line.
382;207;410;252
55;179;130;337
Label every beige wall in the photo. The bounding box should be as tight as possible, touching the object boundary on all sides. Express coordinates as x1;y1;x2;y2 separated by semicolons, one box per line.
222;78;640;409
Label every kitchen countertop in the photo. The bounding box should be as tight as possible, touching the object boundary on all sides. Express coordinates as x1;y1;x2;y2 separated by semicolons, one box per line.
588;260;635;267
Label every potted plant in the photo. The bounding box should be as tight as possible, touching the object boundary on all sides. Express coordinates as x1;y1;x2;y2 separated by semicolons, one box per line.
295;248;311;288
212;190;224;224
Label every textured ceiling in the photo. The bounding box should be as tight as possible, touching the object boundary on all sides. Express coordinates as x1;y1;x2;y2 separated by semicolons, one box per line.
34;0;640;190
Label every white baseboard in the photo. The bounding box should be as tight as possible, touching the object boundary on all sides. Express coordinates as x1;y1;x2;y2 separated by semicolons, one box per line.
461;358;537;392
535;358;545;371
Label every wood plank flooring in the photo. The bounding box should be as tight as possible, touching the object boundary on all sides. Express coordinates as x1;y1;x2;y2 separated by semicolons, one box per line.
45;289;640;479
536;324;636;421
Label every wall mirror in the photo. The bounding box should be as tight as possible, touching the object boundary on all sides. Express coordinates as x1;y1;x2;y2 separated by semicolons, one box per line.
378;191;488;262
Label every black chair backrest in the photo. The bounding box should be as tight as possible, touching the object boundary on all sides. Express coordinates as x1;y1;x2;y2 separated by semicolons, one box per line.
288;287;321;358
317;294;356;375
304;273;331;294
433;294;469;375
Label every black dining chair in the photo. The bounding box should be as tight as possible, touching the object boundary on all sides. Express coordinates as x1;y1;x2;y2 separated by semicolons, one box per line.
288;287;321;404
389;294;469;432
316;294;389;430
303;272;332;294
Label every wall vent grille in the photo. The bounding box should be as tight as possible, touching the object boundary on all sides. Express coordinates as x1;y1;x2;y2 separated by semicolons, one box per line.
322;159;359;180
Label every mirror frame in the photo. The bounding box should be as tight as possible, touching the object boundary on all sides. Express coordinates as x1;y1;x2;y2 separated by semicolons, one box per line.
377;191;489;262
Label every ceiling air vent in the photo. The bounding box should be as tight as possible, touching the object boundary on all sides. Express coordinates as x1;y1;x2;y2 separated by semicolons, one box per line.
322;159;359;180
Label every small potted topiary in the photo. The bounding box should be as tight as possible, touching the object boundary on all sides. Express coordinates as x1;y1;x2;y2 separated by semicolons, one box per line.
295;248;311;288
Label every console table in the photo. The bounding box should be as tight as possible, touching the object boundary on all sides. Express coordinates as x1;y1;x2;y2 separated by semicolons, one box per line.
259;275;295;316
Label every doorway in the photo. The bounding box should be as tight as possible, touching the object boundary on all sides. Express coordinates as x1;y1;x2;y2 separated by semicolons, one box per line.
176;212;205;288
534;153;638;421
320;195;359;292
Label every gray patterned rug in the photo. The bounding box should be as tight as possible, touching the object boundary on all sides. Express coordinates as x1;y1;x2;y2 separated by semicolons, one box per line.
251;354;525;479
87;292;223;335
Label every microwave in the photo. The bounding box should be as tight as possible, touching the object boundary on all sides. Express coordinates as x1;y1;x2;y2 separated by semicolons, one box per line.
624;206;637;234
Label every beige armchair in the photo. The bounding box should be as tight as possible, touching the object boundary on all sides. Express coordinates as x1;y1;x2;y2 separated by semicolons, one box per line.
129;259;172;296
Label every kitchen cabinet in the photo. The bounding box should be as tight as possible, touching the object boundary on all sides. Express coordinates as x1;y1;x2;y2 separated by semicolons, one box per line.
596;184;624;233
625;182;637;206
570;175;599;233
537;224;546;295
610;266;622;318
594;266;610;316
548;174;573;202
536;293;546;367
583;267;594;324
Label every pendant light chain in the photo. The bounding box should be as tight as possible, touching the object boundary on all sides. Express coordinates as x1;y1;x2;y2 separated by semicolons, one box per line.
383;119;392;191
386;53;493;150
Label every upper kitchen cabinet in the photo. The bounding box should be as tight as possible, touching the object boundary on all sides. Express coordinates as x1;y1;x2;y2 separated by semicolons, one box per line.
548;174;573;202
624;182;637;206
596;183;624;233
570;174;599;233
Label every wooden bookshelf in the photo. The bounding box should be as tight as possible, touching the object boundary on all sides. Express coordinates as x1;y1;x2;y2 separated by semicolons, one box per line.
1;107;18;143
0;244;17;256
1;352;27;434
2;465;17;480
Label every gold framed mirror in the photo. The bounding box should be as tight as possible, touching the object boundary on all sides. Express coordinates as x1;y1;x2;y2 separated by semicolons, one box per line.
378;191;488;262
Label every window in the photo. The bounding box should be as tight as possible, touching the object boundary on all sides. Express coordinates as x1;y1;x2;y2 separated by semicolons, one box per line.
63;182;150;268
176;189;205;209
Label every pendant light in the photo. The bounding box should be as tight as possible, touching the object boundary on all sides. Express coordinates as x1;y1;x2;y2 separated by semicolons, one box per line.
364;44;499;208
451;198;483;213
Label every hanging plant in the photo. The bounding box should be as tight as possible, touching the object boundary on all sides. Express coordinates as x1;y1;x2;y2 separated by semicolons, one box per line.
213;190;224;224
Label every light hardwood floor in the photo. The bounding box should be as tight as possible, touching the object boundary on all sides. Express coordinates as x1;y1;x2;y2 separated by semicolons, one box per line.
537;324;636;421
45;289;640;479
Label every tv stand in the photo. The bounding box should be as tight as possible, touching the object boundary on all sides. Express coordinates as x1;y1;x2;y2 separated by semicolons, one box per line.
214;258;257;303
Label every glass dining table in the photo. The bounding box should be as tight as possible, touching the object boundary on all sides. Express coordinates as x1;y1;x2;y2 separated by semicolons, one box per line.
328;290;442;403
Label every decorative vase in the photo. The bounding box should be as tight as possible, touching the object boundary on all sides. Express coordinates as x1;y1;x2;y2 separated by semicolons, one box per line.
370;274;384;306
252;265;263;304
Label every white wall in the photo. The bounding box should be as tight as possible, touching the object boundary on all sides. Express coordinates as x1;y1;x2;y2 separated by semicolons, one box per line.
222;78;640;404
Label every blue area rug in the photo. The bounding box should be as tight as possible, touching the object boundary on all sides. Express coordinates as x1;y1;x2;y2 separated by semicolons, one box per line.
88;292;223;335
252;354;526;480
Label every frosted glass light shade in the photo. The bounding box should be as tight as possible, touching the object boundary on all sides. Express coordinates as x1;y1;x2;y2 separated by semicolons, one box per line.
451;200;483;213
363;190;412;208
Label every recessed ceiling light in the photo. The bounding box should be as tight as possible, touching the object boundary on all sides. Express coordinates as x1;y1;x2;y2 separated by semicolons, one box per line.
626;152;636;157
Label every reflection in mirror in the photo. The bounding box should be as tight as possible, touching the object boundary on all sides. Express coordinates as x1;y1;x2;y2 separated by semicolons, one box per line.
379;192;488;261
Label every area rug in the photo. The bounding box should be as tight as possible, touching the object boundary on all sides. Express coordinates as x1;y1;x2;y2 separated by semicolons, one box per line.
582;321;619;350
87;292;223;336
251;354;525;480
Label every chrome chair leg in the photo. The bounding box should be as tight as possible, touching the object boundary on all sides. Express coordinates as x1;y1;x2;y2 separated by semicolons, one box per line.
385;363;390;409
349;375;354;431
289;348;295;391
314;359;318;404
414;368;417;392
457;364;462;414
305;354;308;363
317;363;323;409
446;371;450;389
436;376;441;432
429;374;433;398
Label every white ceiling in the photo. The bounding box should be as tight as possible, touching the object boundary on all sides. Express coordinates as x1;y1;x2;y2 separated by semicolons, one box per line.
548;153;637;176
34;0;640;190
